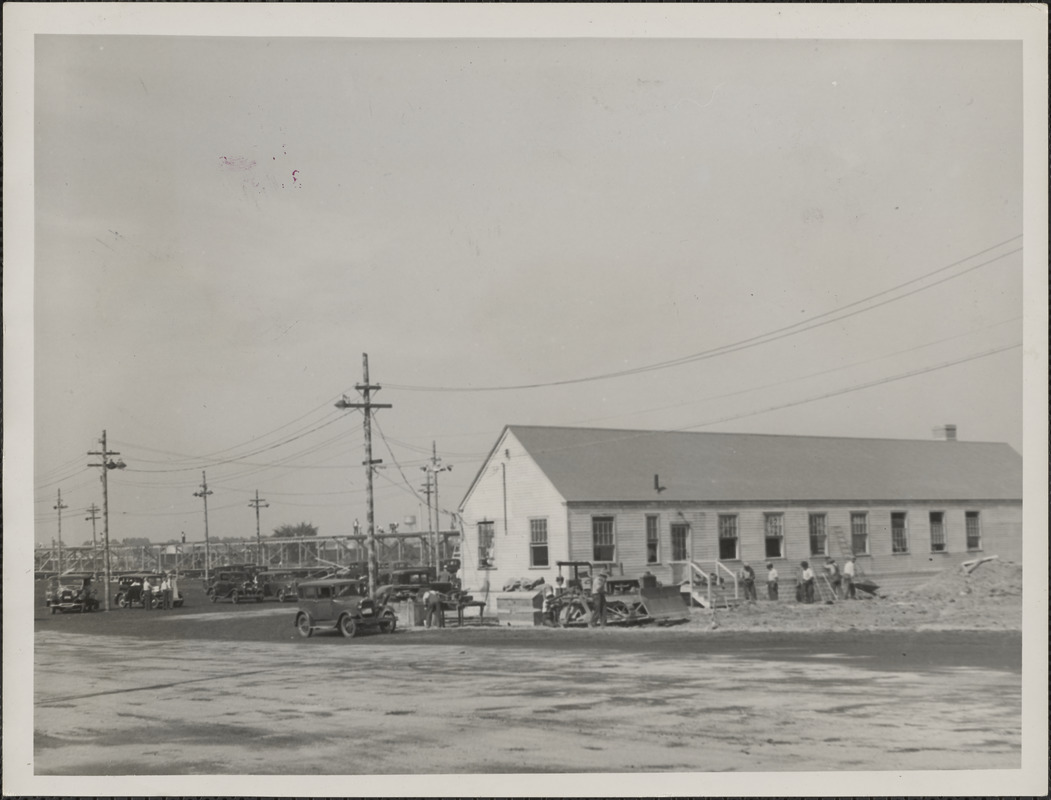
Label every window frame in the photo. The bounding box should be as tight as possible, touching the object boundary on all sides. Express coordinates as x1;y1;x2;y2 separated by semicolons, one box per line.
477;520;496;569
591;516;616;563
764;512;785;559
645;515;660;565
808;513;828;557
717;514;739;561
891;511;909;554
929;511;947;553
529;518;549;568
670;522;689;562
965;511;982;552
850;512;870;555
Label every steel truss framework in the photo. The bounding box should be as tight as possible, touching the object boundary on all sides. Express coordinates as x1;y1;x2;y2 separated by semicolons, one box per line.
34;531;460;576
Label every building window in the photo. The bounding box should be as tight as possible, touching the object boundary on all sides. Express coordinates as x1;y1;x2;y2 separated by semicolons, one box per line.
592;516;615;563
718;515;738;560
646;516;660;564
478;521;495;569
929;511;946;553
808;513;827;556
764;513;784;559
850;512;869;555
671;523;689;561
891;512;908;553
966;511;982;551
529;519;549;567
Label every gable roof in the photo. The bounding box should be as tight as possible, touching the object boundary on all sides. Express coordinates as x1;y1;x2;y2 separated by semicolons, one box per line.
503;425;1022;503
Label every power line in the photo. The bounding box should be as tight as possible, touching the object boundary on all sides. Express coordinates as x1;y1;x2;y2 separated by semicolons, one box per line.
564;315;1023;428
520;342;1021;457
373;417;428;509
678;342;1020;432
122;414;351;473
386;236;1021;392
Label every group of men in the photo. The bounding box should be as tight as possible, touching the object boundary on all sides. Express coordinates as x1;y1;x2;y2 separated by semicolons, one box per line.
737;557;858;603
539;570;612;628
140;573;177;610
791;557;859;603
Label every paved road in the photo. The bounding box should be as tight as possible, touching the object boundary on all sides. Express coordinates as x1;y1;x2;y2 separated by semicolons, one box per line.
34;620;1021;775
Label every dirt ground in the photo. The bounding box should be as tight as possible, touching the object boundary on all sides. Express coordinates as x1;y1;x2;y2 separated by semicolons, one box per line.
696;559;1022;632
30;562;1024;777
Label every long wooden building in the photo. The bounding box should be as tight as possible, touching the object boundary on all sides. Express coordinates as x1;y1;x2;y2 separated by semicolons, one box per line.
456;425;1023;593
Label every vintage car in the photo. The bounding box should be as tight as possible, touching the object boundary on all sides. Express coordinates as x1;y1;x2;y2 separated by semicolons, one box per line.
375;566;451;603
206;570;264;603
113;573;185;608
293;578;397;638
261;567;330;602
46;573;100;614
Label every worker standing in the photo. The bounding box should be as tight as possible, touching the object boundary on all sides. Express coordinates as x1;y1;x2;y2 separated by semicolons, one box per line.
588;569;608;628
842;556;857;599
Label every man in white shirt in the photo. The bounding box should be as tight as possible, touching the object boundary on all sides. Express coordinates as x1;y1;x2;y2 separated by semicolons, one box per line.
800;561;815;604
141;577;154;610
842;556;857;599
766;563;779;601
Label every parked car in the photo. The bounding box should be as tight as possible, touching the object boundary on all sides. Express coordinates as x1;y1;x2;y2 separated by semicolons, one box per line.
293;578;397;638
206;571;264;604
261;567;329;602
46;573;100;614
375;567;450;602
113;573;185;608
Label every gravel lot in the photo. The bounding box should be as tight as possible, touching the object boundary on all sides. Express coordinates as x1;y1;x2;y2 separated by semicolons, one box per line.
32;566;1024;778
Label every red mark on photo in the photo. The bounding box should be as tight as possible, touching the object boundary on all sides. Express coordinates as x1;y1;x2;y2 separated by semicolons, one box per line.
219;156;257;171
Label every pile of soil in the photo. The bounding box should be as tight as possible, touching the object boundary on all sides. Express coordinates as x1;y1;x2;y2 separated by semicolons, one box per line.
897;559;1023;603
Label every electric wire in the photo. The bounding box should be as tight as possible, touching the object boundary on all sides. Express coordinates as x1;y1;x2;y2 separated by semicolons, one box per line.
386;236;1021;392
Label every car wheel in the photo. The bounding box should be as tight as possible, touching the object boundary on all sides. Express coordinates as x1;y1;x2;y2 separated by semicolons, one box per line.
295;613;312;638
117;594;128;608
381;609;397;634
209;593;218;603
339;615;358;639
231;591;239;604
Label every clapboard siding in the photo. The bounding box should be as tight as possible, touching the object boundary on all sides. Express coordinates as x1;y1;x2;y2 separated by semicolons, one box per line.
551;499;1020;587
459;430;568;593
459;425;1022;592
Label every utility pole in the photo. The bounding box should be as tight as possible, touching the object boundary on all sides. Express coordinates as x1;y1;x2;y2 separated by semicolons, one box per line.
85;503;100;572
419;469;433;567
422;443;452;570
335;353;391;598
194;472;213;583
88;430;125;612
53;489;68;574
248;490;269;567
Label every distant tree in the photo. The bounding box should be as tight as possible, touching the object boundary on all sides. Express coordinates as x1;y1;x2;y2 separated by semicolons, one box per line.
272;522;319;538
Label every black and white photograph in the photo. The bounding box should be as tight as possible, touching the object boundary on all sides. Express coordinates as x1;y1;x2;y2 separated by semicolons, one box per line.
4;4;1047;797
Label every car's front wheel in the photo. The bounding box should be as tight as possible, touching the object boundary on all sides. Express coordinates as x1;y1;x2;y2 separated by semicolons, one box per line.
381;609;397;634
231;591;239;604
339;615;358;639
295;612;312;638
116;593;128;608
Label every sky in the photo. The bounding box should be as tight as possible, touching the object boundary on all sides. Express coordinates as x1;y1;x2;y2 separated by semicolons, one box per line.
30;32;1026;549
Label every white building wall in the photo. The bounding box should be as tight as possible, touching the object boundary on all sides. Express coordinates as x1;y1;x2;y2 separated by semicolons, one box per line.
458;430;568;593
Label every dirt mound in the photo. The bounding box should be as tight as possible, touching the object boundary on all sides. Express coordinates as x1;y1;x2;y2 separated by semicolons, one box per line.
899;559;1022;603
